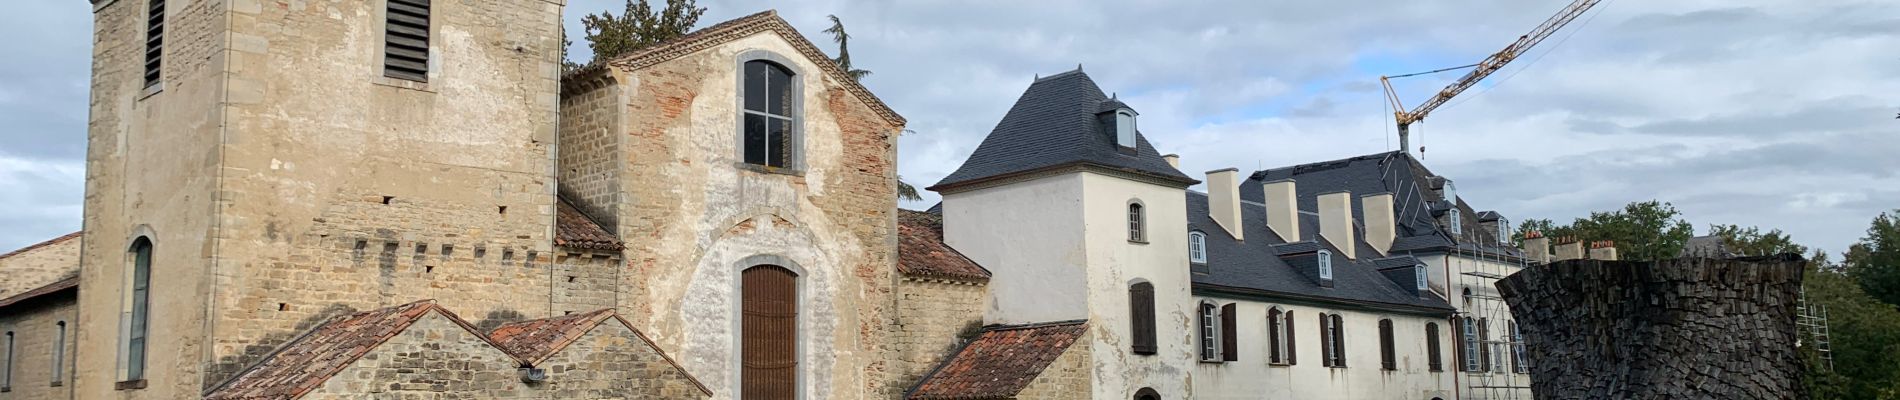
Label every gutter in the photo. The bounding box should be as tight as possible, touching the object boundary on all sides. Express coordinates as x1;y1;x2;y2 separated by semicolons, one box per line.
1191;283;1455;317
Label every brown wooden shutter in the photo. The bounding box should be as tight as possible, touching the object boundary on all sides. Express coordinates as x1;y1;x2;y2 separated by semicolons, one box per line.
1478;318;1491;372
1331;314;1346;367
1285;311;1297;365
1427;322;1443;372
743;265;797;400
1130;283;1156;355
384;0;431;82
1267;309;1282;364
1221;303;1238;361
144;0;164;87
1317;313;1331;367
1379;319;1396;370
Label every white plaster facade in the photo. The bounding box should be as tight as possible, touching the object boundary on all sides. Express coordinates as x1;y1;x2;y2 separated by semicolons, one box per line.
1189;298;1456;399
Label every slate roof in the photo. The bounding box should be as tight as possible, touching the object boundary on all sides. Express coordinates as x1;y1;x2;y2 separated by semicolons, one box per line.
0;276;78;310
206;300;494;400
897;209;991;282
1189;192;1452;313
555;197;623;251
928;69;1196;192
908;320;1088;400
1241;151;1519;259
0;231;80;262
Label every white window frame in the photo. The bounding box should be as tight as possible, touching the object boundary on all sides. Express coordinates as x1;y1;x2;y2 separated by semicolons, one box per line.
1449;208;1463;234
1462;317;1480;371
1115;110;1137;148
1269;307;1289;364
1128;201;1147;243
1498;217;1511;245
1416;265;1429;290
1188;231;1207;263
1317;250;1333;280
1512;321;1529;373
1199;302;1221;362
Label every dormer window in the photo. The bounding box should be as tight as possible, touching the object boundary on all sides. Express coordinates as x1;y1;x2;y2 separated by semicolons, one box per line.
1188;231;1207;263
1497;217;1511;245
1415;264;1428;290
1115;110;1137;148
1443;180;1458;202
1448;208;1463;234
1318;249;1333;280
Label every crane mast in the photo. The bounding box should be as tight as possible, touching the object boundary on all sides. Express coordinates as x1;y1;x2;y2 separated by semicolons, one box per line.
1383;0;1603;154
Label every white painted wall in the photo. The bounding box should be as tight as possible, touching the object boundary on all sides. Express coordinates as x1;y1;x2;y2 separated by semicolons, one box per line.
1189;298;1457;400
1078;172;1197;399
942;173;1090;325
1419;252;1532;399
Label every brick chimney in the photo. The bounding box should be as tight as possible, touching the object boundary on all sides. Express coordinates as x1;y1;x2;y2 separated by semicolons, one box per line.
1163;154;1180;168
1262;179;1299;241
1318;191;1356;260
1206;169;1243;240
1362;193;1395;255
1522;231;1551;264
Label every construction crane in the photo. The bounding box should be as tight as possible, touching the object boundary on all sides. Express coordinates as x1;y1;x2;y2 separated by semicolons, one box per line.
1382;0;1604;154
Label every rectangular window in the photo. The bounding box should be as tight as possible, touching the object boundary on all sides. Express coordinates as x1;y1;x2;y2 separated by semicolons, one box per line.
1427;323;1443;372
1199;304;1218;361
1479;318;1493;372
1268;309;1284;364
144;0;164;88
1379;319;1395;370
1461;317;1479;371
1511;320;1528;373
52;322;65;384
383;0;431;82
1129;283;1156;355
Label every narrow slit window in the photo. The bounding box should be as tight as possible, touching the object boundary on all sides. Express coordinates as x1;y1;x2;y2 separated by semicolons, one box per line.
3;331;12;390
144;0;164;88
124;237;154;382
52;322;65;384
384;0;431;82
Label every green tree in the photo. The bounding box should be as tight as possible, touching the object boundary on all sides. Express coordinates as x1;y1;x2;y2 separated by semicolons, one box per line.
1803;262;1900;399
579;0;706;65
1709;224;1807;257
1568;200;1695;261
1847;210;1900;308
821;15;918;202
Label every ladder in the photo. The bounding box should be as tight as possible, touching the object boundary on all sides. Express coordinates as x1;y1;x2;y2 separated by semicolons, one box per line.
1796;289;1834;372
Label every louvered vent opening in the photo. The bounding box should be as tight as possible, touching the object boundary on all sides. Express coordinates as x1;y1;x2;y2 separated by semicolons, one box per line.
144;0;164;87
384;0;430;82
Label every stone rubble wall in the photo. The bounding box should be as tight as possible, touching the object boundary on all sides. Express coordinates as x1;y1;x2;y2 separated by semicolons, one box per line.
1496;256;1805;399
884;278;987;399
1012;330;1093;400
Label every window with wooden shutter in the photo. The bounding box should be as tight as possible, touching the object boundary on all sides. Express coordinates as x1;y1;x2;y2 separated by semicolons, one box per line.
383;0;431;82
144;0;164;88
1379;319;1396;370
1478;318;1491;372
1284;311;1297;365
1318;313;1332;367
1199;303;1218;361
742;265;797;399
1267;308;1283;364
1331;314;1346;367
1511;320;1529;373
1459;317;1478;372
1220;303;1238;362
1129;282;1156;355
1426;322;1442;372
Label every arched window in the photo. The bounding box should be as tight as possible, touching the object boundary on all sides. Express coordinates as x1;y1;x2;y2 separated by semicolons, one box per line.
1497;217;1511;245
1448;208;1463;234
1268;307;1287;364
742;265;798;399
1134;387;1160;400
1317;249;1333;280
1198;302;1219;361
741;59;798;169
1188;231;1207;263
123;237;153;382
1378;319;1396;370
1426;322;1443;372
1127;202;1146;242
1128;282;1156;355
1115;110;1137;148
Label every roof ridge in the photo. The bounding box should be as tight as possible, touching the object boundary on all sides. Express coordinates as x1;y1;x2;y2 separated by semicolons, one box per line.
981;319;1087;332
1032;67;1086;83
0;231;81;261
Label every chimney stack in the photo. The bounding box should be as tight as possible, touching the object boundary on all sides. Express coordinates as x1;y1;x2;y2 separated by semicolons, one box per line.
1362;193;1395;255
1162;154;1180;168
1522;231;1551;264
1206;169;1243;240
1553;237;1585;261
1318;191;1356;260
1262;179;1299;241
1588;241;1619;261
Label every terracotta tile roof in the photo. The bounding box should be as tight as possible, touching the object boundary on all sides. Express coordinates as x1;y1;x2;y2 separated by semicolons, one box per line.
897;209;990;282
487;309;713;396
555;198;623;251
205;300;510;400
566;10;905;127
908;320;1088;400
0;276;78;309
0;231;80;261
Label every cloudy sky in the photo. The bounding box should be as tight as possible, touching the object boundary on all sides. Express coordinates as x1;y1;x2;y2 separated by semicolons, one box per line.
3;0;1895;256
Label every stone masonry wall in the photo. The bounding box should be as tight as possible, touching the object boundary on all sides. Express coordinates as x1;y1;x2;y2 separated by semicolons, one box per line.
557;79;625;229
884;279;985;399
304;312;522;399
0;234;80;297
552;252;622;316
1013;331;1093;400
529;320;708;399
0;294;78;400
1497;256;1806;399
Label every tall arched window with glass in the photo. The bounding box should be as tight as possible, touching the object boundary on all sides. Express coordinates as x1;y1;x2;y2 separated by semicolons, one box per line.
742;60;797;168
123;237;154;383
1128;203;1145;242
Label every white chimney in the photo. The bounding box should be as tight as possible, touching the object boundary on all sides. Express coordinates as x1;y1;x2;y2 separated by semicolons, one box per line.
1206;168;1242;241
1163;154;1180;168
1262;179;1299;241
1362;193;1395;255
1318;191;1356;260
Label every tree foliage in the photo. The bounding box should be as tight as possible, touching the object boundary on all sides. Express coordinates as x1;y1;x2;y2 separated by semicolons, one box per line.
1848;210;1900;308
579;0;706;65
1709;224;1807;257
1508;200;1693;261
1803;262;1900;399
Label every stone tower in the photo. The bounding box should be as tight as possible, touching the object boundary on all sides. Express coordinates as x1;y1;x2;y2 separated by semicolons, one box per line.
74;0;566;397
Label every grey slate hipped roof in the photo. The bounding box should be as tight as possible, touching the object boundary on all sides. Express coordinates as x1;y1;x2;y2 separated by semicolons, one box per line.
1240;151;1521;259
928;69;1196;191
1188;192;1451;313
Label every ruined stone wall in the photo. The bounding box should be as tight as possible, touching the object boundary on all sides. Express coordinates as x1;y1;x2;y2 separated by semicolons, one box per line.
530;320;709;399
884;279;986;399
1013;332;1093;400
0;234;80;297
552;252;622;316
202;0;566;388
75;0;231;397
594;30;902;399
0;294;77;400
1497;256;1805;399
556;79;625;228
